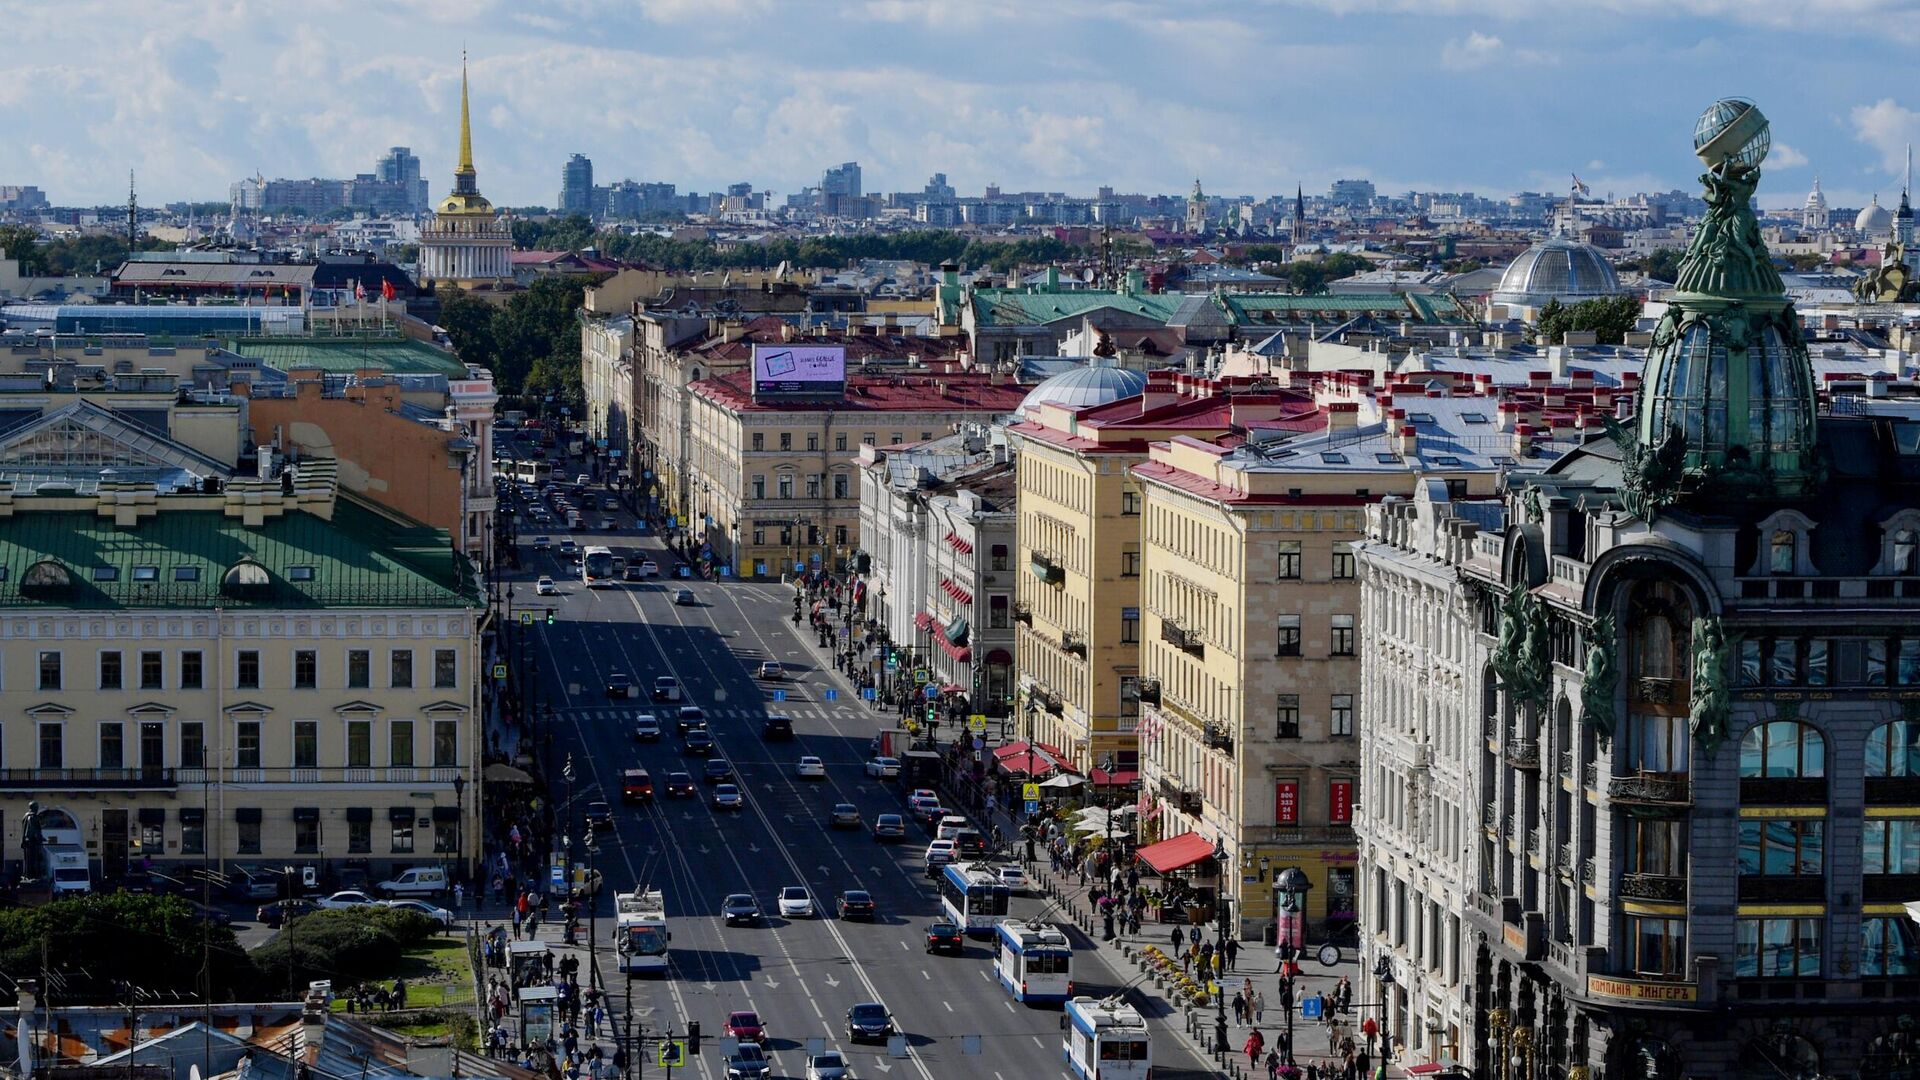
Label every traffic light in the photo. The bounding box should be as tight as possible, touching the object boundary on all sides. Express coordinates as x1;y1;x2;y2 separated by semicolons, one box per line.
686;1021;701;1056
546;609;556;626
925;704;936;724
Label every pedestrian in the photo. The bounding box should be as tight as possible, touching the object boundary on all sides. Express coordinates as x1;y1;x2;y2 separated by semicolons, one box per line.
1233;989;1248;1025
1213;949;1226;980
454;882;466;913
1226;937;1240;970
1172;926;1185;953
1244;1028;1266;1069
512;906;524;939
1252;988;1266;1024
1266;1048;1282;1080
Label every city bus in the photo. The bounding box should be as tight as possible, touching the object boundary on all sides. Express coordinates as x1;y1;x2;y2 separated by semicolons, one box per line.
994;920;1074;1004
513;460;553;486
615;888;670;976
1063;996;1150;1080
938;863;1011;936
582;545;616;587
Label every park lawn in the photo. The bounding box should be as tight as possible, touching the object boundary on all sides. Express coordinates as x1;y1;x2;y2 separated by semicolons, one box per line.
330;933;477;1012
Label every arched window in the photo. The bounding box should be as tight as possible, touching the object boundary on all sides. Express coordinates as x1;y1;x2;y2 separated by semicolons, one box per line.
1739;721;1826;778
20;559;70;590
1635;615;1676;679
1626;582;1693;774
1770;530;1796;575
1866;720;1920;777
222;559;270;597
1897;530;1918;575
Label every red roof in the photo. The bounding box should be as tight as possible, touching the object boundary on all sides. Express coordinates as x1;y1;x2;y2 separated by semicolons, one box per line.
1091;767;1139;786
691;370;1028;414
1136;831;1217;874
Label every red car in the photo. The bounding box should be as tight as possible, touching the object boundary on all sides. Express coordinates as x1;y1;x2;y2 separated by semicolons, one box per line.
724;1010;767;1045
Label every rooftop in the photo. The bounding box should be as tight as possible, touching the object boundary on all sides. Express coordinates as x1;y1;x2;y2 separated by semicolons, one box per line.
226;336;469;378
691;370;1027;414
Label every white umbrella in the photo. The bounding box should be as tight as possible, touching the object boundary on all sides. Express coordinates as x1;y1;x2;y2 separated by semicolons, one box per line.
1068;815;1108;835
1040;773;1085;789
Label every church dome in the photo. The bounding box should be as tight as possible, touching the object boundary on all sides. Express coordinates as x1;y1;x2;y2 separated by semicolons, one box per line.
1491;236;1624;309
1857;195;1893;236
1019;362;1147;414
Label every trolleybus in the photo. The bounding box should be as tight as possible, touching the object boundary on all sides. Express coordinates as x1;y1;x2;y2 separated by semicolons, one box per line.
994;920;1074;1003
1063;995;1150;1080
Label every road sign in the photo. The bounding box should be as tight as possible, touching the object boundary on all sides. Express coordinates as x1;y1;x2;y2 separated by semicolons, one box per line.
972;736;984;750
772;689;787;702
913;668;930;685
825;689;839;701
520;612;534;625
862;687;877;700
923;685;938;701
1301;997;1324;1019
492;664;508;681
1024;800;1039;814
967;714;988;734
1022;782;1042;802
657;1041;684;1067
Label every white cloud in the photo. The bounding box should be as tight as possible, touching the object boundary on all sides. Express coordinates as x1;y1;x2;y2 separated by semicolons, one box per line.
1852;99;1920;174
1769;142;1809;168
1441;31;1505;70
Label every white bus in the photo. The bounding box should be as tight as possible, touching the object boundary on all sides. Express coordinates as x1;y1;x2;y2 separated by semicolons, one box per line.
939;863;1011;936
994;920;1074;1004
615;888;670;976
582;545;616;588
513;460;554;486
1063;996;1150;1080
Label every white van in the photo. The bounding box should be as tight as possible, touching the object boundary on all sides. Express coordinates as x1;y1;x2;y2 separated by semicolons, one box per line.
376;866;449;898
935;816;970;842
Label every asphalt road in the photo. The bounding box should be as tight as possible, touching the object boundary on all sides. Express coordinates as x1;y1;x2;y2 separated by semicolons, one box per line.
502;474;1215;1080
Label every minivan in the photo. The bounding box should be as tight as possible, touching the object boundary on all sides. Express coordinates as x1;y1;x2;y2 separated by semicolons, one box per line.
376;866;449;898
935;816;970;842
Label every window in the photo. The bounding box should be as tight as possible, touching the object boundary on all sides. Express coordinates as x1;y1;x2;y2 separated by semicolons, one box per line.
293;721;318;769
434;649;457;689
777;475;794;500
92;565;118;582
890;433;903;445
174;566;199;582
807;433;819;452
1625;915;1689;977
920;432;933;442
835;525;848;545
1625;817;1689;877
1277;541;1301;579
1735;917;1822;977
288;566;315;582
98;651;122;690
1331;614;1355;656
347;649;370;689
1897;530;1919;575
434;720;459;768
37;724;61;768
181;815;205;855
390;650;413;689
862;433;875;446
390;720;414;768
1277;616;1302;657
179;722;204;770
1332;544;1356;580
806;475;821;499
752;530;765;546
835;434;848;452
1864;819;1920;875
348;819;372;854
1121;606;1139;644
1330;694;1354;737
752;475;766;499
991;544;1010;571
294;650;317;689
1276;695;1301;738
989;595;1010;629
295;817;320;854
37;651;59;691
434;821;458;853
235;721;261;769
235;650;259;689
751;432;764;451
236;818;261;855
1739;721;1826;778
833;473;849;499
1121;547;1141;577
180;650;202;690
347;720;372;768
1121;488;1141;516
131;565;158;582
1738;819;1824;876
1770;530;1796;574
391;818;415;853
139;651;163;690
1863;916;1920;976
1868;720;1920;776
98;723;123;770
779;432;792;451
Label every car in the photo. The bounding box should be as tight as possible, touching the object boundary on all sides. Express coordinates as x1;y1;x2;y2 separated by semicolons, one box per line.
606;673;634;700
623;564;644;581
925;920;965;955
535;576;558;595
997;864;1029;893
722;893;762;925
532;536;552;551
725;1044;772;1080
575;474;592;487
924;839;957;871
664;772;696;798
796;755;825;779
864;756;902;779
673;587;696;605
382;899;456;927
830;802;861;829
654;676;684;703
936;816;970;841
756;660;782;680
602;496;620;511
724;1010;767;1046
675;705;706;733
182;897;234;928
954;829;988;857
595;518;615;531
911;801;947;825
255;898;318;928
621;768;654;803
558;539;578;556
316;890;379;910
777;886;814;918
873;813;906;841
633;713;662;741
376;866;450;898
907;788;938;809
760;714;793;740
837;890;876;920
805;1051;851;1080
703;759;733;783
683;729;715;756
638;560;660;578
711;783;744;811
584;801;614;829
845;1002;896;1043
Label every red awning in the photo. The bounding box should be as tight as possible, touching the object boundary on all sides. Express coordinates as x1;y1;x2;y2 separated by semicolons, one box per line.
939;683;968;694
1091;767;1139;786
1136;831;1217;874
914;611;934;631
939;577;974;606
936;635;971;663
985;648;1013;665
1036;742;1069;759
992;741;1031;760
944;531;974;556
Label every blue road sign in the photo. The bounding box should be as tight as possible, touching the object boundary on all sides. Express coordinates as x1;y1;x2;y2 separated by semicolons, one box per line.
1301;997;1324;1019
772;689;787;702
825;689;839;701
1024;800;1039;814
923;685;939;700
862;687;877;700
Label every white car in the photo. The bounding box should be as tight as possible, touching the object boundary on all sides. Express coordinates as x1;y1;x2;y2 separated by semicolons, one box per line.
863;756;902;779
778;886;815;918
316;890;380;910
997;865;1029;893
805;1051;850;1080
796;755;826;780
382;898;456;926
924;840;957;867
638;560;660;578
536;576;557;595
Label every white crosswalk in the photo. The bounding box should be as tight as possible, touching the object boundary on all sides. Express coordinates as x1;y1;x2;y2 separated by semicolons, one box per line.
559;704;856;723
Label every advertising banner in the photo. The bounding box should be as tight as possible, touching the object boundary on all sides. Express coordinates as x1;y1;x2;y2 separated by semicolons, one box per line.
752;344;846;396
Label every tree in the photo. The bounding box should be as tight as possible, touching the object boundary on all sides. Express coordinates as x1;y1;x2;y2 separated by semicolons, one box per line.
435;288;500;374
1535;295;1641;345
0;893;256;1001
0;225;41;274
1639;248;1684;284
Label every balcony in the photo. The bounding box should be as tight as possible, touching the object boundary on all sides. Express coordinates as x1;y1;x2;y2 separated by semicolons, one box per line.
1061;631;1088;659
1737;875;1825;903
1582;857;1595;885
1138;678;1161;706
1607;770;1692;808
1738;777;1827;806
1484;804;1501;833
1620;873;1688;903
0;767;177;790
1176;789;1204;815
1029;554;1064;586
1202;723;1234;755
1558;842;1576;879
1482;711;1499;743
1559;749;1574;782
1583;762;1597;791
1013;600;1033;626
1505;733;1541;770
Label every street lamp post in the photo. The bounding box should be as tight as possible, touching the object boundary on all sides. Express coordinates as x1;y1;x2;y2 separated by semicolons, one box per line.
1372;954;1397;1065
1274;867;1313;1066
1212;837;1230;1055
452;774;468;890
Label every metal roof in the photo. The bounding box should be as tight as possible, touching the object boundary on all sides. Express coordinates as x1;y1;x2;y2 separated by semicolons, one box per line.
226;337;468;377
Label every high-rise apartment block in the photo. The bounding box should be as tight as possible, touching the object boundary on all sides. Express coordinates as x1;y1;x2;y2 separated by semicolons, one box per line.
561;153;594;215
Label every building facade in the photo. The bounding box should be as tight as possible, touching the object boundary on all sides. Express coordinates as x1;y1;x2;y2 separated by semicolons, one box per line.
418;59;511;288
560;154;594;216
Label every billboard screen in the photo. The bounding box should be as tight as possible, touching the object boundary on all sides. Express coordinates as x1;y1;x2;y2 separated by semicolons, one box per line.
752;345;846;397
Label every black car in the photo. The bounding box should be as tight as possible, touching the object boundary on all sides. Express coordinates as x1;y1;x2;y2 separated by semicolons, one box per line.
837;890;876;920
585;801;614;829
722;893;762;926
846;1002;896;1043
703;759;733;783
675;706;706;734
664;772;697;798
683;729;715;756
925;920;964;955
257;898;318;928
760;715;793;740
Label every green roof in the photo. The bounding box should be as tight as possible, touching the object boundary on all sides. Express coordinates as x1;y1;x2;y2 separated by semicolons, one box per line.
969;288;1468;328
968;289;1188;327
0;498;479;610
226;336;469;377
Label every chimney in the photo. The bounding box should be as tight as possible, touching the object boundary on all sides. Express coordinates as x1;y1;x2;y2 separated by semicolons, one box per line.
1547;345;1570;381
1514;422;1535;457
1398;424;1419;457
301;985;330;1060
1888;349;1908;377
1325;401;1359;432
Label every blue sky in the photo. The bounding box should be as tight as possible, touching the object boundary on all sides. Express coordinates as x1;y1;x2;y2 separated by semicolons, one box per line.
4;0;1917;211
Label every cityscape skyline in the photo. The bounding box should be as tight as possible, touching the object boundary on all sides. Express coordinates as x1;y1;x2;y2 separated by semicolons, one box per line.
4;1;1919;210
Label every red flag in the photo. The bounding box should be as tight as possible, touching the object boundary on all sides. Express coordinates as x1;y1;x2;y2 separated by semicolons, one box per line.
381;279;396;301
354;281;366;301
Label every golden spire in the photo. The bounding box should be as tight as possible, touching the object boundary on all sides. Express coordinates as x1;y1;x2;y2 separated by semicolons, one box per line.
457;51;475;177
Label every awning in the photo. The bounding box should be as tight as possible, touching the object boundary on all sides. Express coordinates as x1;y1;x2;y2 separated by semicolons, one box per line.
1136;831;1218;874
178;807;205;824
1041;773;1085;790
985;648;1013;665
1092;767;1140;786
389;806;417;823
234;807;262;824
945;616;970;644
940;577;974;606
293;807;320;823
936;635;972;663
485;762;536;785
432;806;462;822
944;531;974;556
914;611;934;632
939;683;967;694
345;807;374;823
137;808;166;825
993;740;1076;779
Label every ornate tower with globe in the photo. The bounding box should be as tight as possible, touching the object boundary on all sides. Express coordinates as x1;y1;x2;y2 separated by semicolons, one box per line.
1621;99;1820;515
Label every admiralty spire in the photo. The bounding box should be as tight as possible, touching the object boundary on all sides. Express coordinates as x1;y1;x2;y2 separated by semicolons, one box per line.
418;54;512;288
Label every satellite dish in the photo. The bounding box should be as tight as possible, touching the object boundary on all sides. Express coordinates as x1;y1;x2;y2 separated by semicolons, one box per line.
191;1066;203;1080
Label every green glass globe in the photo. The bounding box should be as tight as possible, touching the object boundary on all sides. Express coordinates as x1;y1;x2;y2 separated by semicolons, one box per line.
1694;98;1770;170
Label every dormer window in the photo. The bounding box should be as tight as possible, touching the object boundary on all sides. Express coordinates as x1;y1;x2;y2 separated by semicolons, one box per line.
222;559;271;597
1750;510;1817;578
1769;531;1796;575
1897;530;1918;575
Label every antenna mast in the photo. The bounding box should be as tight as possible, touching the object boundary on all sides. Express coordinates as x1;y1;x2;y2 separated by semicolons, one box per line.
126;171;137;251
